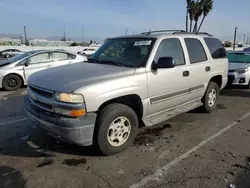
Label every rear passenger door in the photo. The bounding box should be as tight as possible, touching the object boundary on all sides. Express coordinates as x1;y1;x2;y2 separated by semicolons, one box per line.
184;38;210;100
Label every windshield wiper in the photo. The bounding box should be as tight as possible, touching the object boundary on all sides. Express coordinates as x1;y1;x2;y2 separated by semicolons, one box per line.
87;58;100;64
100;60;124;67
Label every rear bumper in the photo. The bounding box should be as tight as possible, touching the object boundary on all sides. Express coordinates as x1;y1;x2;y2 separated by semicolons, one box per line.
24;97;96;146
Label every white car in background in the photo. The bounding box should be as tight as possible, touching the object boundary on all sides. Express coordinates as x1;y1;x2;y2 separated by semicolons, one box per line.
227;51;250;88
0;49;23;58
0;50;87;91
77;48;97;56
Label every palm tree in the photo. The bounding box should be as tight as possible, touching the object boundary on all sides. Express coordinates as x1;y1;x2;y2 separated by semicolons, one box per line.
186;0;192;32
197;0;213;32
192;1;203;33
188;1;196;32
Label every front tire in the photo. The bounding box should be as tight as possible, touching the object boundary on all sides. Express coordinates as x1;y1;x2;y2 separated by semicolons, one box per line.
94;103;138;155
2;74;22;91
202;82;219;113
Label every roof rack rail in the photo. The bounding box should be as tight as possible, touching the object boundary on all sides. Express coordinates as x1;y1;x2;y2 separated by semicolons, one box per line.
173;31;213;36
141;30;186;35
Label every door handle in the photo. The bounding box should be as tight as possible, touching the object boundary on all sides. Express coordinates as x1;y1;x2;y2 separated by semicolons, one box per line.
183;70;190;77
205;66;211;72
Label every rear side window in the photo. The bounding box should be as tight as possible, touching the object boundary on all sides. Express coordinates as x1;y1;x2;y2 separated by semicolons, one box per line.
185;38;207;64
52;52;69;61
155;38;185;66
204;38;226;59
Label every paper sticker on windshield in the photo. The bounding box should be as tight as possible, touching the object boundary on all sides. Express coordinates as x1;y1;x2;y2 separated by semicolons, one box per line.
134;40;152;46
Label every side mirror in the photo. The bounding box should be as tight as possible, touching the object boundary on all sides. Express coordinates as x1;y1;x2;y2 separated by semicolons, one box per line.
152;57;175;70
24;60;29;67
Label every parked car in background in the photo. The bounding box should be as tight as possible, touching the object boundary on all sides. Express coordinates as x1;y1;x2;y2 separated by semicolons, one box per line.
227;51;250;87
25;30;228;155
243;47;250;52
0;49;23;58
0;50;87;91
77;48;97;56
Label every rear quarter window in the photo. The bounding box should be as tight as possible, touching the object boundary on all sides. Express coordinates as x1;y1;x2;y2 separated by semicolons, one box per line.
204;38;226;59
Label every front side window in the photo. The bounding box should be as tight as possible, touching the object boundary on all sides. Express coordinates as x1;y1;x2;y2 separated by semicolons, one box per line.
90;38;156;68
204;38;226;59
185;38;207;64
52;52;69;61
154;38;185;66
29;53;50;64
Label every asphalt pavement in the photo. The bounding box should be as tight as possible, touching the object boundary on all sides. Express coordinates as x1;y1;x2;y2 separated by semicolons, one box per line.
0;88;250;188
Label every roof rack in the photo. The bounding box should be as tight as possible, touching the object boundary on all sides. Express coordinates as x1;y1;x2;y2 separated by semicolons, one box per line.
140;30;213;36
140;30;186;35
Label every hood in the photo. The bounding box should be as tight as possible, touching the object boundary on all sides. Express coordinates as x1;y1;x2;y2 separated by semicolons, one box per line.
229;62;250;70
28;62;135;93
0;60;10;67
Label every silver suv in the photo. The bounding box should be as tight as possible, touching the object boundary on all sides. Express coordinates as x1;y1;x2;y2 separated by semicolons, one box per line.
24;30;228;155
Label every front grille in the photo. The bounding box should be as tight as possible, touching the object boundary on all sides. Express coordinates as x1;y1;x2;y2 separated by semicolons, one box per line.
32;99;53;110
228;75;235;84
29;85;53;98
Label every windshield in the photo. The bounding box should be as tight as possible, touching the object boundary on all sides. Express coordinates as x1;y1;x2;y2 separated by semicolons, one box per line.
228;52;250;63
7;52;32;63
90;38;156;68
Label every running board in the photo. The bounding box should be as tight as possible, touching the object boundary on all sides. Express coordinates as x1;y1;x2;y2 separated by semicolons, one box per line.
143;99;203;127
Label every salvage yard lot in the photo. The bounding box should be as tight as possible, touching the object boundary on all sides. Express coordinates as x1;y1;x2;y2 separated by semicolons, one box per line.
0;88;250;188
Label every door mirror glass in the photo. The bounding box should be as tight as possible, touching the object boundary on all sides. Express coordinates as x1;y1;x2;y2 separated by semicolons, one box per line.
24;59;29;67
152;57;175;69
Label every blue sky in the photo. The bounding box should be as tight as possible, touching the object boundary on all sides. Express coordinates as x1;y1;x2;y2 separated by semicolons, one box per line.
0;0;250;42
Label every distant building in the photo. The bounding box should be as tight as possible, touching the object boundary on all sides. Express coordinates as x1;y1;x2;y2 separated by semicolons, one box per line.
28;39;75;47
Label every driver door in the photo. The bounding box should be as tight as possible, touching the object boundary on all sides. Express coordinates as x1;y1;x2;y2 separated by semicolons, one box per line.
147;38;191;115
24;52;52;81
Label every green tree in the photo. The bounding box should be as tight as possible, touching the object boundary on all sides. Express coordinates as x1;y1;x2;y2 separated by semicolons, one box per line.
188;1;196;32
192;1;203;33
197;0;213;32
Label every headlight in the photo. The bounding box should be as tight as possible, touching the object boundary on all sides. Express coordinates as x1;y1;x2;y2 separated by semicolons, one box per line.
236;68;249;74
54;93;84;103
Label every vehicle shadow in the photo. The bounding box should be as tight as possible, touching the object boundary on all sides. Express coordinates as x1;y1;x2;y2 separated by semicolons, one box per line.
230;159;250;188
0;166;27;188
0;126;101;158
221;88;250;98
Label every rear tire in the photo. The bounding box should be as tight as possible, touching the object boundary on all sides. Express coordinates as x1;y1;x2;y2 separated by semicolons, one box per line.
2;74;22;91
94;103;138;155
202;82;219;113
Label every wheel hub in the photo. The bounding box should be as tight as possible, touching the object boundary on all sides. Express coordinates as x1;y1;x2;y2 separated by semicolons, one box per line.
6;78;17;87
208;88;217;107
107;117;131;147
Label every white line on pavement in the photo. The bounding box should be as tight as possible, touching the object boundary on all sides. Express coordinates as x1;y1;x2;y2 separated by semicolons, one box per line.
130;112;250;188
0;117;29;126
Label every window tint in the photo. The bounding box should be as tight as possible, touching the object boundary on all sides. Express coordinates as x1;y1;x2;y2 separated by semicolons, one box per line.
185;38;207;63
52;52;69;61
154;38;185;66
204;38;226;59
29;53;50;64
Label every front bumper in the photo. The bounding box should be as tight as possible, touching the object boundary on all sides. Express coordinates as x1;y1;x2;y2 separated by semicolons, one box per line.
24;97;97;146
228;72;250;86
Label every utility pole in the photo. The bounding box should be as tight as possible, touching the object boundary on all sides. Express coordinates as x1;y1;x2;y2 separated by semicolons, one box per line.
24;26;27;45
63;27;66;41
243;34;246;45
125;29;128;35
81;24;84;42
233;27;238;51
